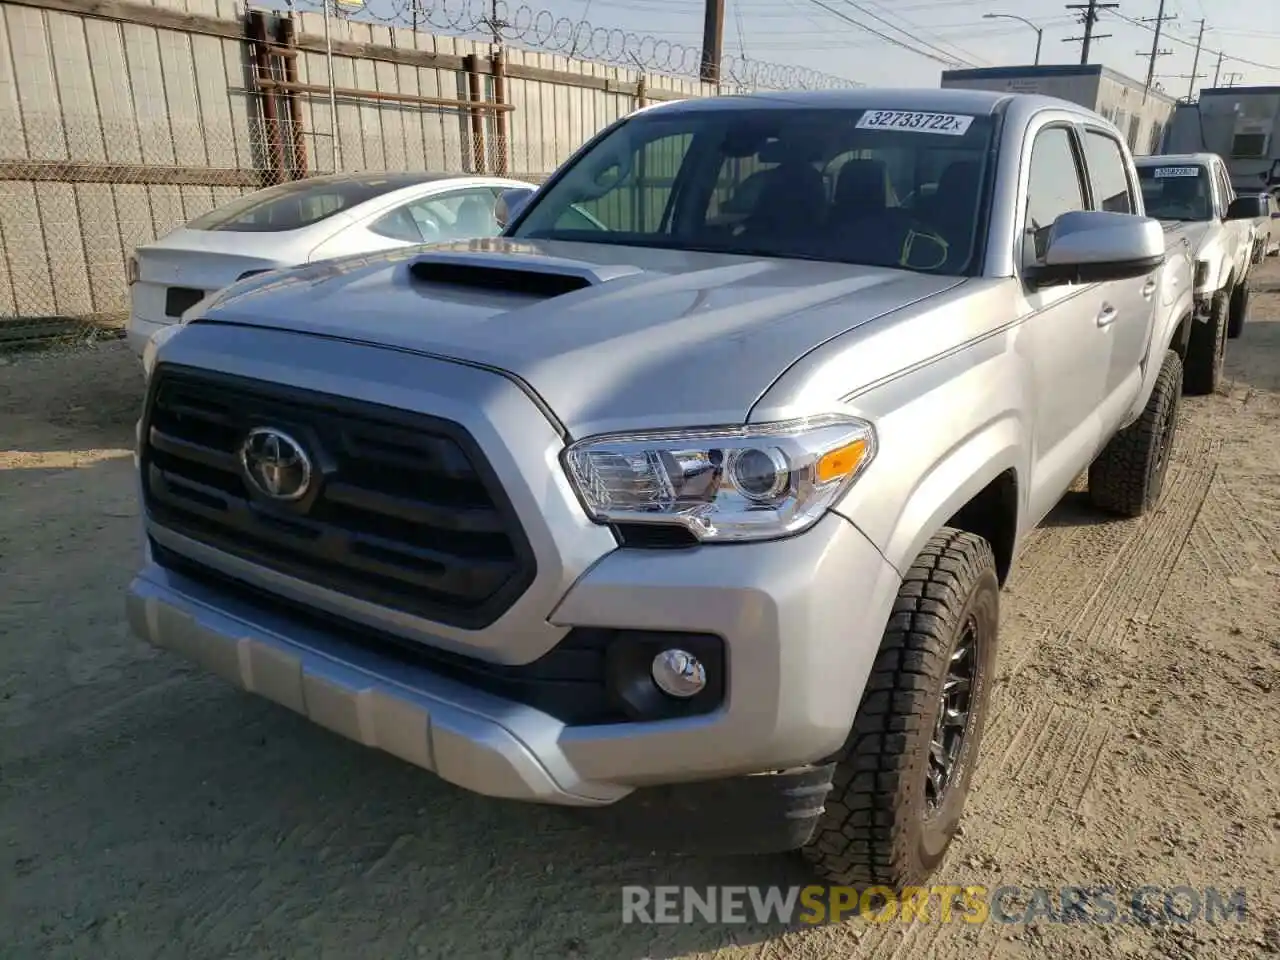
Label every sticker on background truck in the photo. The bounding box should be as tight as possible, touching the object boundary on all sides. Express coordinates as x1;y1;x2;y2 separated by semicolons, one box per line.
1152;166;1202;178
855;111;974;136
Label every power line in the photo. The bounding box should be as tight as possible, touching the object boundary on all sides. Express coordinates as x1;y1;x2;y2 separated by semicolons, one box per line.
856;0;990;67
835;0;981;67
1104;8;1280;74
803;0;972;66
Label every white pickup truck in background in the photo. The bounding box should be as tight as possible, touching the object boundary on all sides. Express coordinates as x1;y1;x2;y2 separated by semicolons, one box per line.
1135;154;1269;392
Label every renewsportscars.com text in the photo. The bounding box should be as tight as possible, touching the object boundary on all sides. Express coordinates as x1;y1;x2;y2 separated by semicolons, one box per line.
621;885;1249;926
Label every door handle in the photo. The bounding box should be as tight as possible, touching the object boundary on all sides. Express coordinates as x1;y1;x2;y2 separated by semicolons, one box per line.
1096;303;1118;327
1141;278;1158;298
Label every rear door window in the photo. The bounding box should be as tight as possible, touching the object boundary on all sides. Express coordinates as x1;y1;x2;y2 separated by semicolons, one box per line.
1082;130;1135;214
369;188;503;243
187;177;424;233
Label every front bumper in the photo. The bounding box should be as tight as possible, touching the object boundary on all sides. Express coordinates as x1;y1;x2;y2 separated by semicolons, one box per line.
127;510;901;808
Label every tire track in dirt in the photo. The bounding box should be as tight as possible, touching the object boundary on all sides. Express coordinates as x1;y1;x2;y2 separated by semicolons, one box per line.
1036;430;1217;657
974;429;1217;812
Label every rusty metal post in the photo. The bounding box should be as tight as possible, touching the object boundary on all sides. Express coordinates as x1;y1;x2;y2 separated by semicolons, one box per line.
465;54;488;174
277;16;309;178
248;11;286;184
492;48;509;175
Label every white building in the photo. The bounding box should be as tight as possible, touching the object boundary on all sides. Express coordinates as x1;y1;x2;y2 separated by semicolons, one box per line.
940;65;1177;157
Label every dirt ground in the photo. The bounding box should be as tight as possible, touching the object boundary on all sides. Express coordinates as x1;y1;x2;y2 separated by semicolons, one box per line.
3;266;1280;960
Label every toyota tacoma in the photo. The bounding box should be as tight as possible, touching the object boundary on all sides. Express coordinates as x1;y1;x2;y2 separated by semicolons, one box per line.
128;89;1194;889
1135;152;1268;390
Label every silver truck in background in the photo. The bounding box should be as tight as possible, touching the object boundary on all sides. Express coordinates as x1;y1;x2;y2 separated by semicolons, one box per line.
128;89;1195;891
1135;153;1269;392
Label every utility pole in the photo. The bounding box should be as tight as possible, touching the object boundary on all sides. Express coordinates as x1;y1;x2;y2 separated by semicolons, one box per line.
1213;50;1224;87
1186;18;1206;100
700;0;725;84
1163;72;1207;100
1139;0;1177;93
1064;0;1119;65
1140;47;1174;90
1223;71;1245;87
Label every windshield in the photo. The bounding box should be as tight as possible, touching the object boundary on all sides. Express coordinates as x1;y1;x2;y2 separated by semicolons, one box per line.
1136;164;1213;221
509;106;996;275
186;176;421;233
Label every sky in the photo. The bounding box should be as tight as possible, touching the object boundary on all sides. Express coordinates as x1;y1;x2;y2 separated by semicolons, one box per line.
318;0;1280;96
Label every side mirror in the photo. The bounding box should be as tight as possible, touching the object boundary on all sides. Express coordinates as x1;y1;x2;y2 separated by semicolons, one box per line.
1268;159;1280;185
495;187;535;230
1027;210;1165;288
1226;195;1268;221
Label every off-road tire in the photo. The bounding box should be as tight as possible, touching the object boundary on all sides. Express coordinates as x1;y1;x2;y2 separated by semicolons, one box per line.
1227;282;1250;339
1183;291;1228;395
801;528;999;890
1088;349;1182;518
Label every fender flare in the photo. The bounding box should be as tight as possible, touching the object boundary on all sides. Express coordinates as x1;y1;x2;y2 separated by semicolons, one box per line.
862;414;1024;578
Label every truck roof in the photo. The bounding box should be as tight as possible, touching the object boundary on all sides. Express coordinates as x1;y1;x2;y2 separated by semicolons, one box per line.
638;87;1095;118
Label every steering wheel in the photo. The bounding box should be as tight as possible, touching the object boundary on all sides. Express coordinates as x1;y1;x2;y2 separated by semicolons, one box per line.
838;207;952;271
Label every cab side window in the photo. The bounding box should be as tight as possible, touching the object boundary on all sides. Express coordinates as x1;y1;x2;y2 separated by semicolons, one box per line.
1215;165;1235;214
1082;130;1135;214
1024;126;1088;266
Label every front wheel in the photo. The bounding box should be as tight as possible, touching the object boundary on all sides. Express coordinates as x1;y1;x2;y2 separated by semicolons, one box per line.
801;528;999;890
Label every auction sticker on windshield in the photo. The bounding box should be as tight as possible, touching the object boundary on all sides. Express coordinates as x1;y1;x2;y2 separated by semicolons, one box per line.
856;110;974;136
1153;166;1202;178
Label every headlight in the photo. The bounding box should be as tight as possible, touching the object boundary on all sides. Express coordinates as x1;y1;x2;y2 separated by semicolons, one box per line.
141;323;182;380
563;414;876;543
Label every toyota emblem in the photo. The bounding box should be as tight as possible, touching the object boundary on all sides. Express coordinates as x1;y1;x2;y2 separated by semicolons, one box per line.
240;427;312;501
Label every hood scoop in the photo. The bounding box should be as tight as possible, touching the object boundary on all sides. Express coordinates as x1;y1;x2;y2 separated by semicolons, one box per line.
407;248;644;300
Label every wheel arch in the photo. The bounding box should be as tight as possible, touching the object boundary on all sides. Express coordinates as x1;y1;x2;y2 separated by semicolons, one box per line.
943;469;1020;586
854;420;1025;590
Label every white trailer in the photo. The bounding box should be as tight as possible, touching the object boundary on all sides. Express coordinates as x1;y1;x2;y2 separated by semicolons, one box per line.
1164;87;1280;196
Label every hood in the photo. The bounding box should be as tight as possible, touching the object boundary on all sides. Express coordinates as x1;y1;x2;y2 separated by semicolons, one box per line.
1155;218;1212;245
195;237;965;437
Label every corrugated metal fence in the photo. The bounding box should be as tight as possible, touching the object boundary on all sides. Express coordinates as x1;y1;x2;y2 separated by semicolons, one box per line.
0;0;716;339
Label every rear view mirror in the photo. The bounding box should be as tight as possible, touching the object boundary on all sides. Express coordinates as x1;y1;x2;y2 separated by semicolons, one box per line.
1028;210;1165;287
1226;195;1267;221
495;187;535;230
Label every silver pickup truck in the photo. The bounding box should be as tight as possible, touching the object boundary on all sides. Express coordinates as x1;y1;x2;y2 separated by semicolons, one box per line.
129;89;1195;890
1135;153;1269;386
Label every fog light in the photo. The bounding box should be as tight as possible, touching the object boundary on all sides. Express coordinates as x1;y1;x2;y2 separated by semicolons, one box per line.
651;649;707;698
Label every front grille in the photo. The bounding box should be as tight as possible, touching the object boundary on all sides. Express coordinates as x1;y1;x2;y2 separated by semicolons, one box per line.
141;365;536;629
164;286;205;318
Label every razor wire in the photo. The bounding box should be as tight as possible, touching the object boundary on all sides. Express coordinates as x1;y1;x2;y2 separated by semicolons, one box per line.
306;0;859;90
